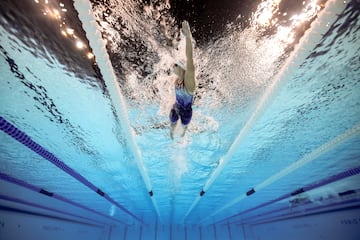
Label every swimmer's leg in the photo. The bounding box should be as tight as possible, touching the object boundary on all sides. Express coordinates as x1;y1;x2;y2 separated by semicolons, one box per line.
180;125;188;137
170;123;177;140
169;106;179;140
179;107;192;137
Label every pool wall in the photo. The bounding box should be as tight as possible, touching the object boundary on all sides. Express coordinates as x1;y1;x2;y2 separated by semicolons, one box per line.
1;203;360;240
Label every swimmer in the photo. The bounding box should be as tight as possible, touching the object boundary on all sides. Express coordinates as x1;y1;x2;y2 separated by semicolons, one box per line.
169;21;196;140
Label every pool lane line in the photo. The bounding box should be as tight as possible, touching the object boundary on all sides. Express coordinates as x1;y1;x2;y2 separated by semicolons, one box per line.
244;199;360;226
201;123;360;224
0;195;105;228
181;0;349;223
0;116;143;223
73;0;160;220
216;165;360;225
0;172;127;225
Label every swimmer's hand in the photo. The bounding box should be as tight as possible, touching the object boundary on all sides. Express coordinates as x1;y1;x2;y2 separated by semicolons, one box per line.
181;21;191;37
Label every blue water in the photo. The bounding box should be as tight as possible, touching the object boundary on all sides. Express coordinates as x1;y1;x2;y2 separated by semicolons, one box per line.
1;0;360;239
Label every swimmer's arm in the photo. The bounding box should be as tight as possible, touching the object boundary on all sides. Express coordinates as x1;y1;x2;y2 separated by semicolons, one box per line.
182;21;195;94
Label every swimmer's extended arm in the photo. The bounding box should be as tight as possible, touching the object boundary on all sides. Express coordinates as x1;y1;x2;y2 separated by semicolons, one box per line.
182;21;195;94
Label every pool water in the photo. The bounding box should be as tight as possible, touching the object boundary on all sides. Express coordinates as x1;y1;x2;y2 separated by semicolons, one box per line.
0;0;359;239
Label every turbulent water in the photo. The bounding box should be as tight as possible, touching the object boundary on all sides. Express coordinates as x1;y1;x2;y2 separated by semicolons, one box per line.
86;0;322;140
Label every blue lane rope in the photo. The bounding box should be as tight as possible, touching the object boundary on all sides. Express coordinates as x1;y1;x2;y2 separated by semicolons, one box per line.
0;172;127;224
0;116;143;223
0;194;106;227
216;165;360;224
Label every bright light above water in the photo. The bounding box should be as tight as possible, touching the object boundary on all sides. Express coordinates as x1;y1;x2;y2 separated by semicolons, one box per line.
87;52;94;59
66;28;74;35
276;26;295;44
254;0;282;27
33;0;89;56
252;0;324;44
76;40;85;49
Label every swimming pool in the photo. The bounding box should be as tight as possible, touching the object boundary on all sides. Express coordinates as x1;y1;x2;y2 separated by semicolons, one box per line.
0;0;359;239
